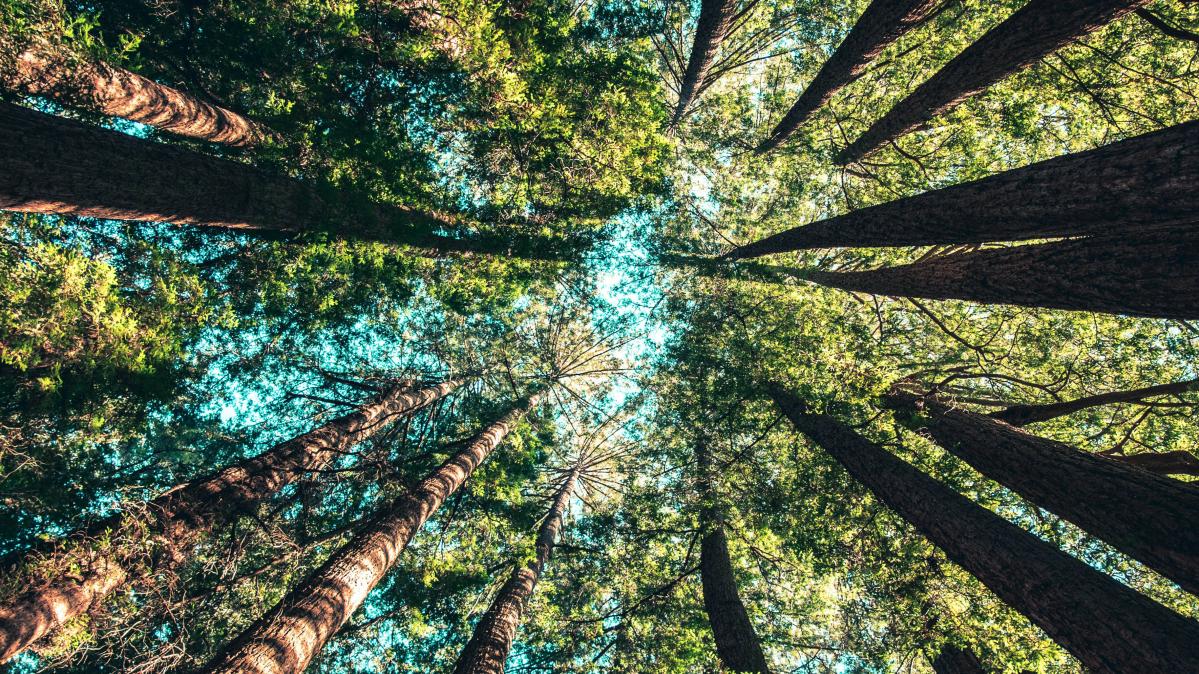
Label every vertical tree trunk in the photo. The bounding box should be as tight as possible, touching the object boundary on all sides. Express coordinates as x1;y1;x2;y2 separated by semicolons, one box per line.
0;379;461;663
452;466;578;674
756;0;943;153
3;46;276;146
696;439;771;673
838;0;1150;163
733;121;1199;257
671;0;740;126
802;231;1199;320
768;384;1199;673
200;393;541;674
931;645;985;674
991;377;1199;426
885;388;1199;596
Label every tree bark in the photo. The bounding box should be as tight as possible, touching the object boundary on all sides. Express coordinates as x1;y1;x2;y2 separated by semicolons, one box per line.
733;121;1199;257
2;46;276;146
1110;450;1199;476
885;388;1199;596
931;645;985;674
452;466;578;674
802;230;1199;320
837;0;1151;164
200;393;541;674
769;384;1199;673
0;379;460;663
696;439;771;673
671;0;740;126
0;102;566;260
991;377;1199;426
756;0;943;153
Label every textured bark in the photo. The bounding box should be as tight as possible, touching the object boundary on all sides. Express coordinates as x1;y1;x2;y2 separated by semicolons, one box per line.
1111;450;1199;476
838;0;1150;163
0;102;562;259
804;230;1199;319
452;467;578;674
931;645;985;674
696;440;771;674
734;121;1199;257
0;380;458;664
886;388;1199;596
756;0;943;153
672;0;740;126
201;394;540;674
769;384;1199;673
991;378;1199;426
3;46;275;146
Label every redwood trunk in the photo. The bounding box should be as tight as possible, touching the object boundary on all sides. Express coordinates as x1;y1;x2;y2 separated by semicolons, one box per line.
672;0;739;126
452;467;578;674
931;645;985;674
991;378;1199;426
838;0;1150;163
735;121;1199;257
201;394;540;674
0;379;460;663
886;388;1199;596
769;385;1199;673
3;47;275;146
756;0;942;153
1111;451;1199;477
803;231;1199;320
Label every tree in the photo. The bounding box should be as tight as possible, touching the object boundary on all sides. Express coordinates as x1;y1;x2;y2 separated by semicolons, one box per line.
732;120;1199;257
769;384;1199;673
885;386;1199;596
198;392;542;674
931;645;985;674
671;0;743;126
756;0;944;153
452;465;578;674
838;0;1151;163
0;378;462;663
991;377;1199;426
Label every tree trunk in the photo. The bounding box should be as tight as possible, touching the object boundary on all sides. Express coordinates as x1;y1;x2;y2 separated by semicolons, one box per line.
2;46;276;146
200;393;541;674
0;102;566;260
802;230;1199;320
1111;450;1199;477
769;384;1199;673
756;0;943;153
837;0;1150;164
991;377;1199;426
452;466;578;674
734;121;1199;257
696;440;771;673
931;645;985;674
0;379;460;663
885;388;1199;596
671;0;740;126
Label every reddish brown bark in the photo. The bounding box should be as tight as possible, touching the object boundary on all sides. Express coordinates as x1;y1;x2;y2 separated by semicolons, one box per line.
756;0;943;153
931;645;985;674
452;467;578;674
200;394;541;674
733;121;1199;257
769;384;1199;673
838;0;1150;163
3;46;276;146
0;380;459;663
803;230;1199;320
672;0;740;126
991;378;1199;426
886;388;1199;596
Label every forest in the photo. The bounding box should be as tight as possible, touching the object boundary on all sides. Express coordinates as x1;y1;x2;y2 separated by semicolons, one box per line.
1;0;1198;672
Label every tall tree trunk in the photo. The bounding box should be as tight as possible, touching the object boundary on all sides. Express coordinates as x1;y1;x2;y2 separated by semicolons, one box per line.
1111;450;1199;477
2;46;276;146
452;466;578;674
734;121;1199;257
837;0;1150;164
885;388;1199;596
802;230;1199;320
931;645;985;674
0;379;461;663
768;384;1199;673
671;0;740;126
696;439;771;673
991;377;1199;426
756;0;943;153
200;393;541;674
0;102;566;260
